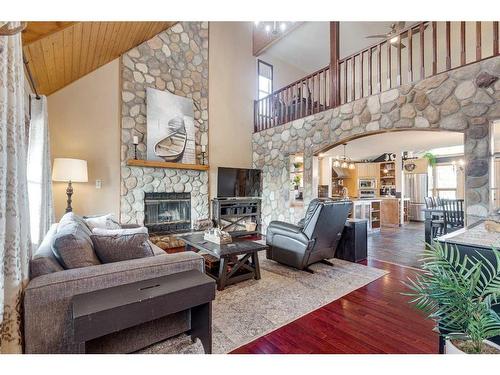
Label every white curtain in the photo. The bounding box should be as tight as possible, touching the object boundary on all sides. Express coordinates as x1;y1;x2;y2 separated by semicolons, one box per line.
27;95;54;247
0;22;32;353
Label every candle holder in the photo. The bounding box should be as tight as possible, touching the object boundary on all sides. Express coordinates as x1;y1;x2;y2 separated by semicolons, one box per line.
133;143;138;160
201;151;207;165
132;137;139;160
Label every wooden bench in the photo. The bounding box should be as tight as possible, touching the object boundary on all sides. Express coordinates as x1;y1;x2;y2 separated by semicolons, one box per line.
72;269;216;353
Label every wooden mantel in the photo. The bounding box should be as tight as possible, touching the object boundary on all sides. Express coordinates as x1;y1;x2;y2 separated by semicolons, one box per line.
127;159;209;171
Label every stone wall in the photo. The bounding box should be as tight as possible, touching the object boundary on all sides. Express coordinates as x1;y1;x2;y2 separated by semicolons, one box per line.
120;22;209;226
253;56;500;228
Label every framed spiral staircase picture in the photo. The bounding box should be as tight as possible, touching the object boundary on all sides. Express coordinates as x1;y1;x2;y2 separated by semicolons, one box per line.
146;87;196;164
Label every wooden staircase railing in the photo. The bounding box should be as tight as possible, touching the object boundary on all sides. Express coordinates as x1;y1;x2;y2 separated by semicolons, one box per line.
254;21;500;133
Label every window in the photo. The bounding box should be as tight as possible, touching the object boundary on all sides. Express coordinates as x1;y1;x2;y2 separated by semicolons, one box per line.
257;60;273;99
431;164;458;199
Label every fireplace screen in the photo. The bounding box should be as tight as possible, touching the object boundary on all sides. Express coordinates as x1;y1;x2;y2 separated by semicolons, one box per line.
144;192;191;233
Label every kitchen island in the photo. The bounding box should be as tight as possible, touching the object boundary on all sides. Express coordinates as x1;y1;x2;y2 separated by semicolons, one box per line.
349;197;410;232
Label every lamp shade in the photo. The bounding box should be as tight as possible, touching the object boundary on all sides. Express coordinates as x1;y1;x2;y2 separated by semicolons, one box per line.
52;158;88;182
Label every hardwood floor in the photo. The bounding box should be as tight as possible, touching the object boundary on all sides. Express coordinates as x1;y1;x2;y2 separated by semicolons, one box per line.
368;222;426;269
230;258;438;354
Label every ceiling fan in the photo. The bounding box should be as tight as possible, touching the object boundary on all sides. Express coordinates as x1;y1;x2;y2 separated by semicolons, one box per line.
366;22;407;48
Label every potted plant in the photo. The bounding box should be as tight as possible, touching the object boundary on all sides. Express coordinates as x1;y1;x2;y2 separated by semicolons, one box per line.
423;152;437;167
404;242;500;354
293;175;301;190
293;161;303;172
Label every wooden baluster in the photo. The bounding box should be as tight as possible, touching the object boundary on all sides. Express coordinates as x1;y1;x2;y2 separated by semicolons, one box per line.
253;100;257;132
407;28;413;83
397;34;402;85
298;82;302;118
283;86;288;122
420;23;425;79
293;83;300;120
368;48;372;95
326;69;330;108
305;79;308;116
432;21;437;75
306;78;310;116
319;71;322;112
268;95;271;129
351;58;355;101
360;52;364;98
445;21;451;70
344;61;347;104
387;42;392;88
476;21;482;61
323;70;327;109
377;44;382;92
494;21;499;56
278;91;282;126
460;21;466;66
266;95;269;129
311;73;316;114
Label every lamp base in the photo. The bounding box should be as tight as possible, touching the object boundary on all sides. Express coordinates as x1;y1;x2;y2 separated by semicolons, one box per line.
65;181;73;213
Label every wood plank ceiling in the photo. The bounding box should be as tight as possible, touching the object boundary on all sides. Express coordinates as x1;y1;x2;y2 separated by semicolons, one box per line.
22;21;177;96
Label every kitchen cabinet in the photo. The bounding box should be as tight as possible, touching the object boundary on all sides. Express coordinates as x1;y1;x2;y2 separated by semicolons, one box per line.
381;198;411;227
357;163;379;179
356;162;380;193
351;199;381;232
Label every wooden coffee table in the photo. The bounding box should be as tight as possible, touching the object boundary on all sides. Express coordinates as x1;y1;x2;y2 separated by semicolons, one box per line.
179;233;267;291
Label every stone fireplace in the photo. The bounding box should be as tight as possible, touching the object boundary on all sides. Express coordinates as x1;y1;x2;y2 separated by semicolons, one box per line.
144;192;191;234
119;21;210;251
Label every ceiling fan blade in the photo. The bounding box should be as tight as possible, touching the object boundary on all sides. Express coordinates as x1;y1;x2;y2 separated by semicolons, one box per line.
366;34;388;39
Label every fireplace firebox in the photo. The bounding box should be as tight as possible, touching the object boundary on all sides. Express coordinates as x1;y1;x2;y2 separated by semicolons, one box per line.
144;192;191;234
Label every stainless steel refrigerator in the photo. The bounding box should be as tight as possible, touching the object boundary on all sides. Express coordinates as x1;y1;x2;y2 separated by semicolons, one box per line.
404;173;428;222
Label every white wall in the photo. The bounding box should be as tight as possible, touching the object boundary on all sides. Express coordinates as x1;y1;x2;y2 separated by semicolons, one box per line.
259;52;308;91
48;59;120;220
208;22;255;201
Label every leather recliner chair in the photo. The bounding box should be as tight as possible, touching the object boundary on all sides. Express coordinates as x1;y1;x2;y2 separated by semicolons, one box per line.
266;198;352;272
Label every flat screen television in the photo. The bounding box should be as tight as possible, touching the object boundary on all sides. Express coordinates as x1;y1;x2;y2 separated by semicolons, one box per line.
217;167;262;198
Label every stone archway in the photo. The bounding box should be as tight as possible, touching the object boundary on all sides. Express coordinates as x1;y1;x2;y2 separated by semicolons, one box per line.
252;56;499;228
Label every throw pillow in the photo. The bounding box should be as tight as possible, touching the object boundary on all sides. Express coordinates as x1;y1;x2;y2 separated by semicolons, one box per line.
91;233;154;264
84;213;121;230
52;222;101;269
91;227;148;236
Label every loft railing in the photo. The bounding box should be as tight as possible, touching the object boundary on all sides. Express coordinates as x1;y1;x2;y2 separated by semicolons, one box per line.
254;65;331;131
254;21;500;133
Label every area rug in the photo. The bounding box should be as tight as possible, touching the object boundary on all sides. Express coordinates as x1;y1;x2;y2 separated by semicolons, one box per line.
211;252;388;353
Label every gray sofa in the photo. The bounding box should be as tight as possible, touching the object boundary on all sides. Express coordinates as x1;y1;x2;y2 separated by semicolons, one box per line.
24;216;205;354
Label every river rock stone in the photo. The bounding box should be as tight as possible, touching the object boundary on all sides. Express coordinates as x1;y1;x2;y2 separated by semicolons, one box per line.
455;81;476;100
441;96;460;116
400;104;416;119
120;22;209;238
414;92;429;111
441;113;468;130
380;89;399;103
428;80;456;104
476;71;498;88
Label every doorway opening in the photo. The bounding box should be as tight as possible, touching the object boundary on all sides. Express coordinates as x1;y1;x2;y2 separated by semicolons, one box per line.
314;130;465;268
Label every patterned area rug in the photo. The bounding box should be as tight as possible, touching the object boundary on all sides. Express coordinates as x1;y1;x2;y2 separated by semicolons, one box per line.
212;252;387;353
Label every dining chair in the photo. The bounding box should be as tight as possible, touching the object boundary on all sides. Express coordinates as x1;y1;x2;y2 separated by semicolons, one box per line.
425;197;445;238
442;199;465;234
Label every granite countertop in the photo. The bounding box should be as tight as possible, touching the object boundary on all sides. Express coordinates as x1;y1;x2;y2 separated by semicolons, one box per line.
439;222;500;249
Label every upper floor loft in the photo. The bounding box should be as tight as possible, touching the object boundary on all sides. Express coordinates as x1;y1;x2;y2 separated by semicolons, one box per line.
253;21;500;132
